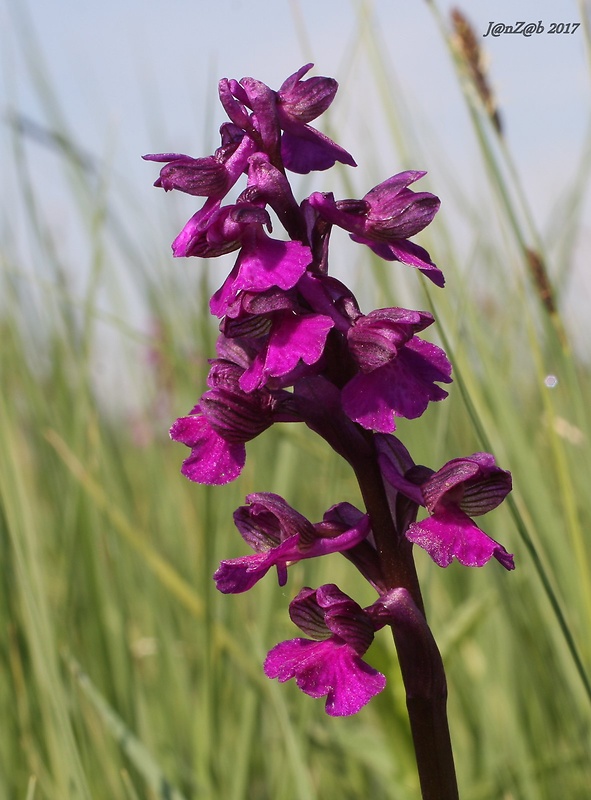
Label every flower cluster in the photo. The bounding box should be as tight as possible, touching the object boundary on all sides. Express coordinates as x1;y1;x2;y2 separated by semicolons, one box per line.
146;64;514;717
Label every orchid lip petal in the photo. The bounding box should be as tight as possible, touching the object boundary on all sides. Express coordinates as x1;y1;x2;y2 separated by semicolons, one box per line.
406;507;515;570
264;638;385;716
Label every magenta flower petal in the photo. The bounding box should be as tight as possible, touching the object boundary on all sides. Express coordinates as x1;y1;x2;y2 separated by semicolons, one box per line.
309;176;444;285
364;173;440;238
215;497;371;593
342;338;452;433
239;75;281;155
264;638;385;716
234;236;312;293
210;236;312;318
234;492;313;549
171;198;225;258
264;584;384;715
277;64;338;123
169;411;245;485
346;306;436;370
353;236;445;287
309;172;439;241
218;78;254;132
281;127;357;174
145;133;257;204
422;452;513;516
406;506;515;570
239;311;334;392
215;541;295;593
143;153;229;196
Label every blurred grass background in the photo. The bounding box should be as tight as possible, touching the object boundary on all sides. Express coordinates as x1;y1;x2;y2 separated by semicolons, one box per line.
2;1;591;798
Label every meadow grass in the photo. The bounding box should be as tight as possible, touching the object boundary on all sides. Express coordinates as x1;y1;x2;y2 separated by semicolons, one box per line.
2;3;591;798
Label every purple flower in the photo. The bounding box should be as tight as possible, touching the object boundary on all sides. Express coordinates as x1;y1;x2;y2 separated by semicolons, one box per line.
169;405;246;485
296;271;361;332
143;131;256;198
342;307;452;433
214;495;371;592
209;232;312;318
277;63;338;124
276;65;356;173
171;198;269;259
221;288;335;392
219;65;356;175
308;172;443;285
380;451;514;569
278;115;356;175
169;361;298;485
264;584;386;716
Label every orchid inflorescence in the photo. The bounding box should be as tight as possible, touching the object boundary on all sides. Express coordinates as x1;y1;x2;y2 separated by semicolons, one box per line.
145;64;514;721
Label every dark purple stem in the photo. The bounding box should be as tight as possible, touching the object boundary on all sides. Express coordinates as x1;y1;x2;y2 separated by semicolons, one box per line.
353;451;459;800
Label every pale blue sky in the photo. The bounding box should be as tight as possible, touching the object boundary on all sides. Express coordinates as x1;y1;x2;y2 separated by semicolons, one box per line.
3;0;588;200
2;0;590;379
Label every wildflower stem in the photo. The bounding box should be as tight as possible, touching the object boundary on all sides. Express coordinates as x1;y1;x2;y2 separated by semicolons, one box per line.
354;456;459;800
354;454;425;613
392;615;459;800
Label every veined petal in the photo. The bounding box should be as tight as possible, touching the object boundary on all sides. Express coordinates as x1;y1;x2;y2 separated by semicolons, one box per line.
347;307;436;371
144;153;228;196
277;64;338;123
422;453;512;515
211;237;312;319
171;198;224;258
215;500;371;594
235;236;312;293
234;492;314;549
264;637;385;716
170;411;246;485
406;507;515;570
218;78;254;131
342;339;451;433
240;75;280;155
353;237;446;287
239;312;334;393
363;171;427;201
364;172;440;238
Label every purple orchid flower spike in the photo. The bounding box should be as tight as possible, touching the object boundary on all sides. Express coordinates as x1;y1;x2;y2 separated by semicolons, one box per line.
264;584;386;716
380;449;514;569
342;307;452;433
151;64;514;798
214;495;371;593
308;171;444;285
